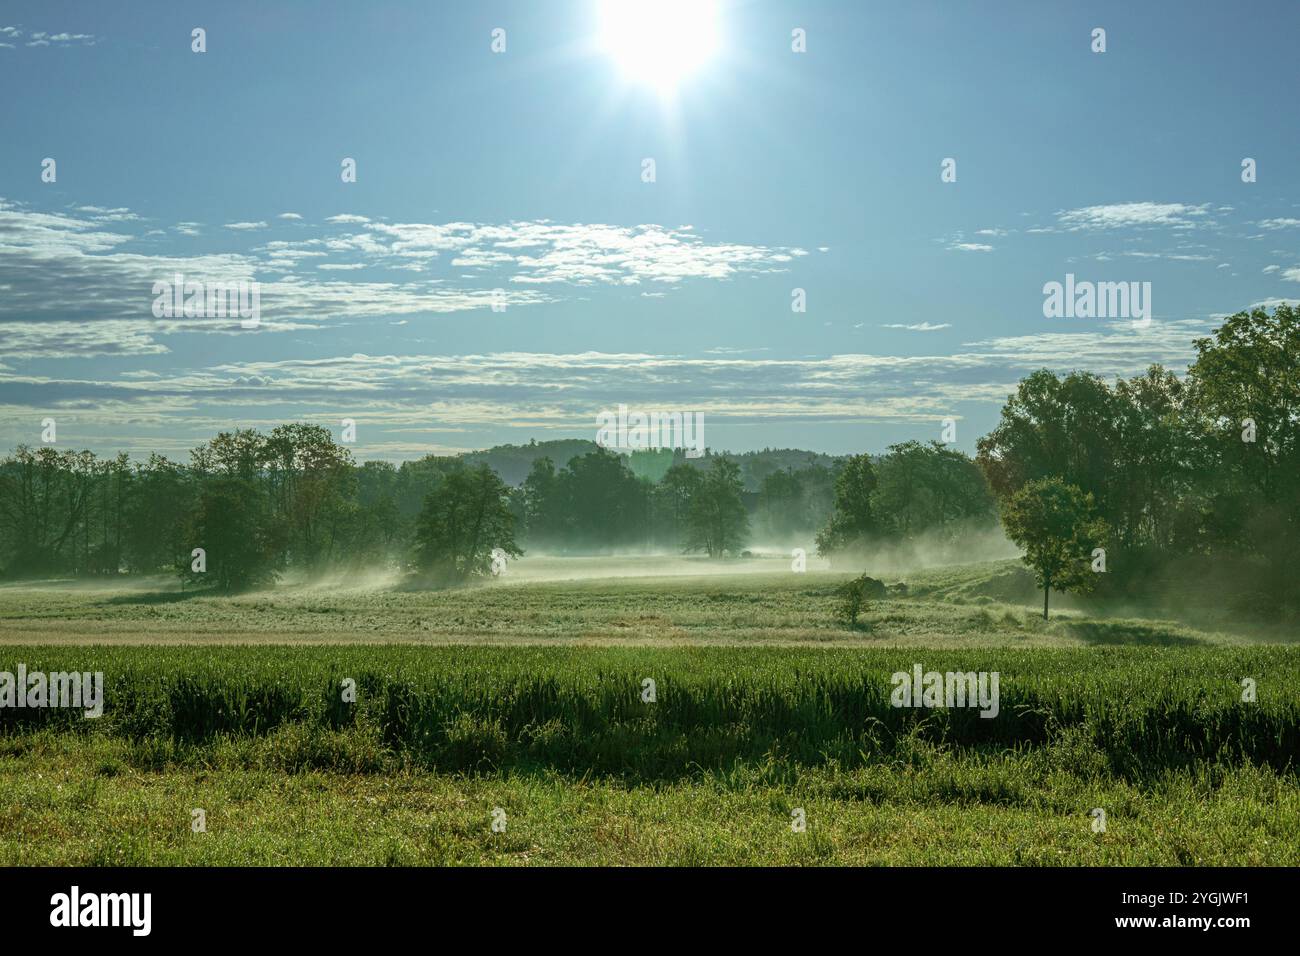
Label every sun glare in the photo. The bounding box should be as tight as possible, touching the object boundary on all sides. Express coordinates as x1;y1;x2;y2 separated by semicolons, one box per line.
597;0;719;95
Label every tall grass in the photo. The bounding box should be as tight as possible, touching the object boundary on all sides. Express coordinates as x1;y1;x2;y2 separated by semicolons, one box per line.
1;646;1296;781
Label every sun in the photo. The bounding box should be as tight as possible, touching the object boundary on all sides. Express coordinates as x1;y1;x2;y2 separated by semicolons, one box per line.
597;0;720;95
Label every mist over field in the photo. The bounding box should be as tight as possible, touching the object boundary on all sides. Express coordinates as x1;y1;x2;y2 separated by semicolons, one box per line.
812;524;1022;577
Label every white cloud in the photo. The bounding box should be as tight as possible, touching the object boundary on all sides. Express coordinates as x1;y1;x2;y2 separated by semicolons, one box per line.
0;200;560;355
1119;251;1213;261
1057;202;1211;231
963;318;1213;377
7;29;95;49
282;219;805;285
0;320;170;359
0;199;803;358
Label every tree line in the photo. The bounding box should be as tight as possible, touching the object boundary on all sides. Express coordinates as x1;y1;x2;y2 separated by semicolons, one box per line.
1;304;1291;614
0;431;991;589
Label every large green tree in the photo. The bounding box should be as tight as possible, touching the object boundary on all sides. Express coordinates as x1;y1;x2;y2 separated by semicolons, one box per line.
874;441;995;539
520;456;562;547
977;366;1207;554
655;461;703;550
411;463;522;584
815;453;878;556
685;458;749;557
553;450;646;550
123;454;194;573
1000;477;1108;619
1187;304;1300;559
263;423;356;568
976;370;1120;514
180;477;283;593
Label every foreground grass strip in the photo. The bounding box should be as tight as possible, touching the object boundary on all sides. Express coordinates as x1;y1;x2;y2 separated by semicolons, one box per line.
1;736;1296;865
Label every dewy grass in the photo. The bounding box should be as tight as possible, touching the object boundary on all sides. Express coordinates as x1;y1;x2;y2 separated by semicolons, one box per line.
0;646;1295;781
1;727;1297;866
0;566;1295;866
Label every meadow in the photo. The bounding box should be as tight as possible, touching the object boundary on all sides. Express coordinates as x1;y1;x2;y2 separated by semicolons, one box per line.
1;557;1297;865
0;557;1281;647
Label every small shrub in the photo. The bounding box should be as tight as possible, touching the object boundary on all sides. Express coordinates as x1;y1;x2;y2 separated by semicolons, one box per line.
836;574;883;629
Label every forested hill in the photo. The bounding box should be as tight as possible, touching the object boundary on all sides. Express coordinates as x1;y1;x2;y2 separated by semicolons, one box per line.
463;441;844;491
462;440;600;486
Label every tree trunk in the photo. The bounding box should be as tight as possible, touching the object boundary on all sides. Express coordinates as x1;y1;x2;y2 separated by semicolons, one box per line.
1043;577;1050;620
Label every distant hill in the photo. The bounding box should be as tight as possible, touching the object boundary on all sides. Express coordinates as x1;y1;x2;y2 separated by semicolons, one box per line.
460;440;845;489
461;439;602;486
645;447;845;491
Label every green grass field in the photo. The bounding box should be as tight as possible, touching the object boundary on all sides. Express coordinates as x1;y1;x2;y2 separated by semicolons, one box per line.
0;557;1285;647
1;557;1296;865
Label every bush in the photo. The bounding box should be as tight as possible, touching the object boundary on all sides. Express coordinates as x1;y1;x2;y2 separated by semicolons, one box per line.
836;574;883;628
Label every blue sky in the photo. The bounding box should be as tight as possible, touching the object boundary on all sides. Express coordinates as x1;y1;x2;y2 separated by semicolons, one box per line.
1;0;1298;462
